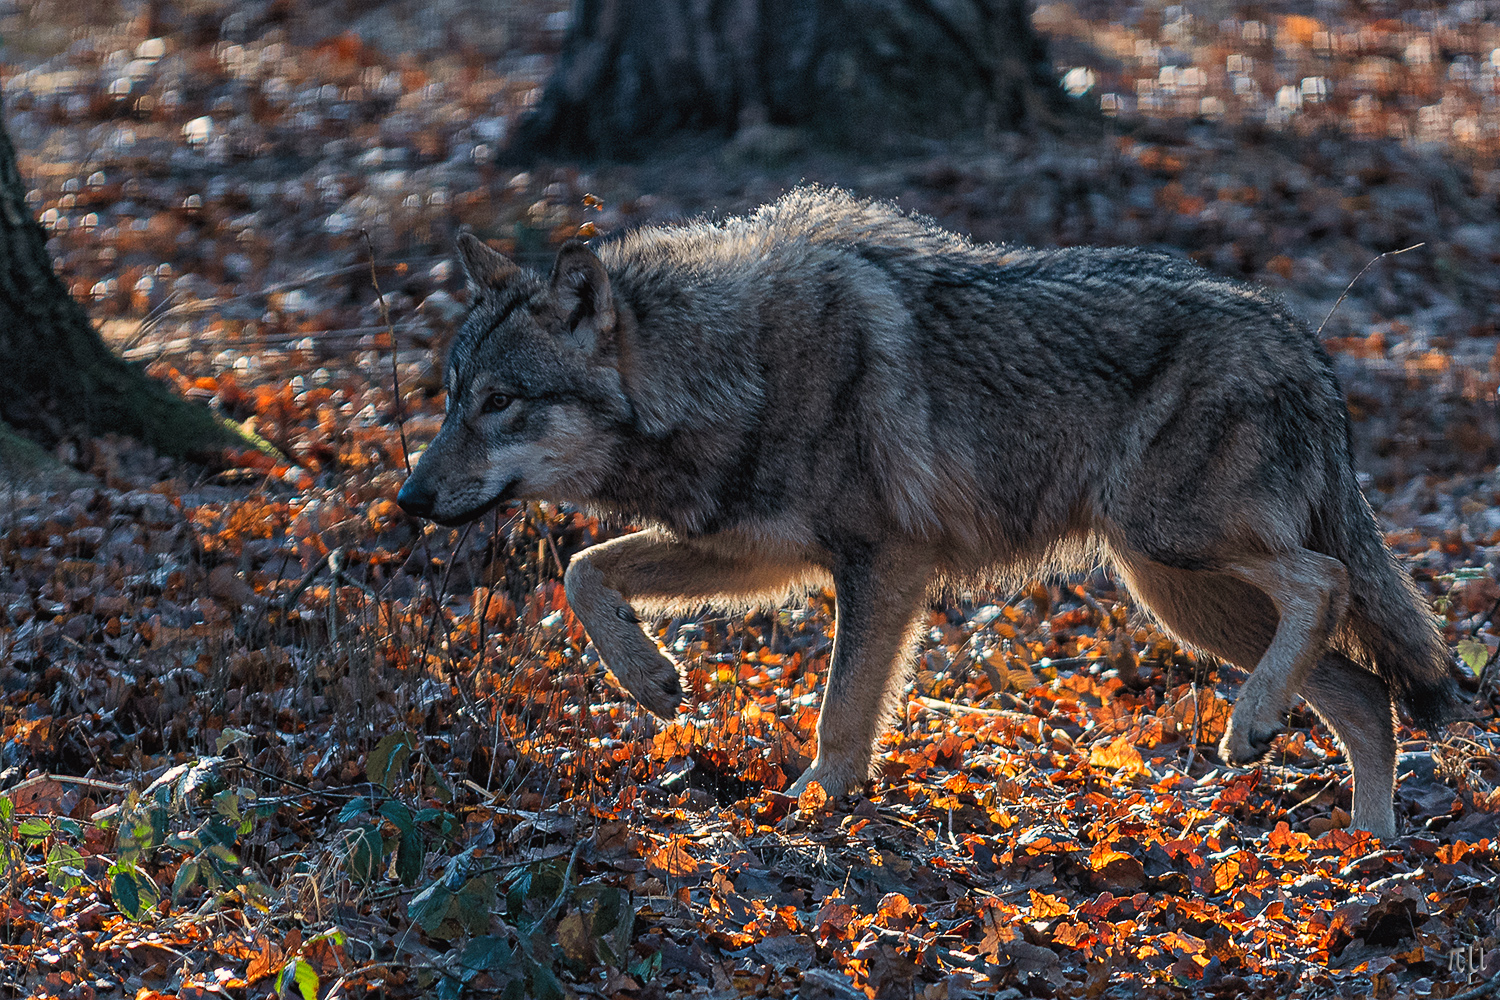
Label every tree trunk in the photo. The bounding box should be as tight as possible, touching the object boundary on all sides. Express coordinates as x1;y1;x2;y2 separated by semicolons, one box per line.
510;0;1069;161
0;91;233;463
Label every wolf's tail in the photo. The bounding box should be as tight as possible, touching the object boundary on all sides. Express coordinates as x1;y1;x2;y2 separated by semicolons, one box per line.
1318;464;1463;730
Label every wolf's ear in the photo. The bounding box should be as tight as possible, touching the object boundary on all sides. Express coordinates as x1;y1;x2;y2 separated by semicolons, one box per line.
457;232;520;294
549;240;615;354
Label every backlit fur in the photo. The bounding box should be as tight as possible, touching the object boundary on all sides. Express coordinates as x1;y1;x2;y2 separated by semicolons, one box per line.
398;188;1460;838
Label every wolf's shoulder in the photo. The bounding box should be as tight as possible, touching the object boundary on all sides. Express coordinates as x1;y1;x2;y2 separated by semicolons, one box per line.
597;187;970;272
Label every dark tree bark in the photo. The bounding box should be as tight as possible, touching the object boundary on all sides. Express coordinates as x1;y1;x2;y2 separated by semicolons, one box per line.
0;92;233;463
510;0;1070;161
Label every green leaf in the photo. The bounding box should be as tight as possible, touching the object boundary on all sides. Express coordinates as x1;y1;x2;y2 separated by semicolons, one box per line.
367;731;415;792
527;958;567;1000
18;817;52;841
212;788;242;824
46;844;84;891
596;890;635;968
113;870;143;919
177;758;226;802
427;768;455;804
0;796;12;821
394;824;425;886
276;959;319;1000
378;800;415;834
165;829;200;853
409;882;456;935
216;728;253;754
1458;637;1491;672
517;923;550;963
292;959;319;1000
415;809;460;841
460;934;514;972
628;950;661;982
171;858;202;899
343;824;383;883
206;843;239;865
338;797;370;824
454;876;497;935
436;973;465;1000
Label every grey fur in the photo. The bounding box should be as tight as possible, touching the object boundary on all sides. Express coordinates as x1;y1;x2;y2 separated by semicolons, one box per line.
398;187;1459;839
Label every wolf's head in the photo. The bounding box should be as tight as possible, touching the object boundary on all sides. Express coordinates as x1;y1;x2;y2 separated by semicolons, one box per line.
396;235;632;525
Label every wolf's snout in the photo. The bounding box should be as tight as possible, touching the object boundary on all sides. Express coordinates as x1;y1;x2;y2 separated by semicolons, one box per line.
396;475;435;519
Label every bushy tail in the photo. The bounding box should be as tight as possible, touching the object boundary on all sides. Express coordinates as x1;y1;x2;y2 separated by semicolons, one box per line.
1320;466;1463;730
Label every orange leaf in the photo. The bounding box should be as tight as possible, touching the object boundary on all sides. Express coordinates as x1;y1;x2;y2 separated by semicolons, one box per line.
650;837;701;877
1212;855;1241;893
876;892;917;924
245;935;281;984
1089;842;1132;869
1089;735;1147;777
1030;890;1070;919
796;780;828;813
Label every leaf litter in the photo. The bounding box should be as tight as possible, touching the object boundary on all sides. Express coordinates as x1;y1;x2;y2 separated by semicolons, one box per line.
2;1;1500;998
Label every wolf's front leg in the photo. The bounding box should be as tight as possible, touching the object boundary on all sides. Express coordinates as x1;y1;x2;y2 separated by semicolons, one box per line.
564;530;815;716
788;547;934;800
563;553;684;716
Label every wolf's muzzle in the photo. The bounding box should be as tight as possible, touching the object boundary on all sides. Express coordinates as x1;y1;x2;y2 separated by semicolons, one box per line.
395;475;437;520
397;476;519;527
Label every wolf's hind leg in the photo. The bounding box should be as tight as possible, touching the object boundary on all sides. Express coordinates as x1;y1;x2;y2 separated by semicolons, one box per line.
1216;549;1349;764
1299;652;1398;838
1112;546;1347;763
788;547;934;800
564;530;816;717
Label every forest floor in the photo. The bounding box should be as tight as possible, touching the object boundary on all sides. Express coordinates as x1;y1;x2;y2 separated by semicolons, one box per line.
2;1;1500;998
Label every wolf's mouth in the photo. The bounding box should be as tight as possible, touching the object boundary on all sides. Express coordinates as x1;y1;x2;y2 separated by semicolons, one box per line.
431;477;521;526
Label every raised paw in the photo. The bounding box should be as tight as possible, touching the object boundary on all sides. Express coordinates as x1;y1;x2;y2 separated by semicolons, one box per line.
1218;719;1280;764
1221;675;1292;764
599;639;683;718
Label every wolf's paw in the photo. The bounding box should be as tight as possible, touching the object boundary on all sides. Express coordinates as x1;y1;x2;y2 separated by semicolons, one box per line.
1221;678;1290;764
786;759;866;800
600;641;683;718
1347;807;1397;841
1218;720;1280;765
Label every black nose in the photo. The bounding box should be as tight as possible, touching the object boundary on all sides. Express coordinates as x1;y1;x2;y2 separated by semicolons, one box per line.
396;476;434;519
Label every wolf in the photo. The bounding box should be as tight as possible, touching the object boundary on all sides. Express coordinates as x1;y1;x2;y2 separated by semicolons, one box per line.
397;187;1460;839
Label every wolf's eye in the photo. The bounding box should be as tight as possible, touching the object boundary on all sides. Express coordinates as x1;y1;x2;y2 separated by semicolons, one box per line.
481;392;514;414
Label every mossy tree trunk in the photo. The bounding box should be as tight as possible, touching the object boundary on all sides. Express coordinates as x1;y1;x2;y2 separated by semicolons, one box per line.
510;0;1069;161
0;91;233;463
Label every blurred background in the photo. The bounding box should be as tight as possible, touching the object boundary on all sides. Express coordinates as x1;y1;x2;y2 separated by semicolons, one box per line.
6;0;1500;497
4;6;1500;996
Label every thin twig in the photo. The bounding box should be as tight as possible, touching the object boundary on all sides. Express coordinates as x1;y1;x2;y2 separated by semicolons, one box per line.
1316;243;1425;337
913;695;1028;720
1071;583;1108;618
536;840;586;927
363;231;412;475
280;549;337;611
5;773;130;796
114;290;182;353
530;502;568;577
1182;659;1205;773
